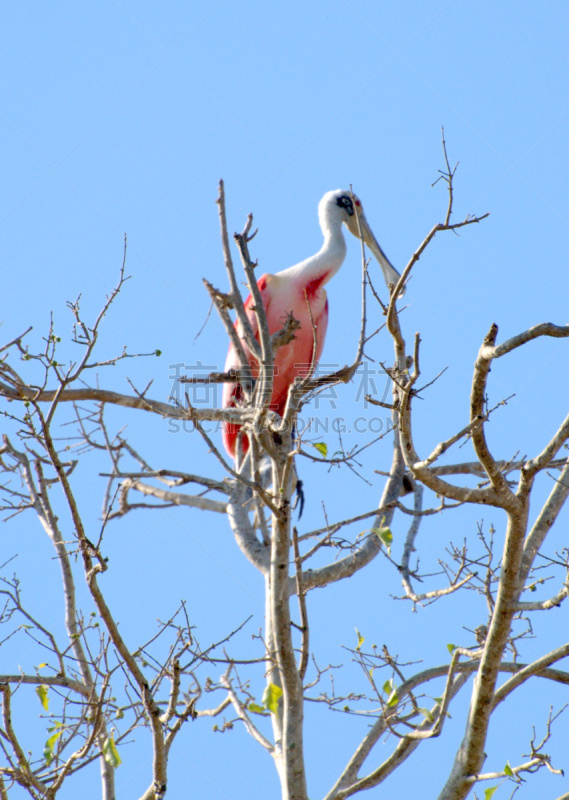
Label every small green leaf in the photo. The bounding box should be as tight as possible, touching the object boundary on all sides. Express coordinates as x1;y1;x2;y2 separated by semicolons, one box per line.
504;762;514;777
447;643;456;654
103;735;122;768
433;697;443;705
155;349;162;357
248;703;267;715
382;678;398;707
312;442;328;458
355;628;365;651
387;689;399;707
374;526;393;555
115;708;125;720
484;787;498;800
262;683;283;715
36;684;49;711
418;707;434;723
43;728;63;766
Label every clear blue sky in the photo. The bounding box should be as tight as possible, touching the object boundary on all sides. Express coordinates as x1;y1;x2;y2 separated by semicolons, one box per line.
1;2;568;798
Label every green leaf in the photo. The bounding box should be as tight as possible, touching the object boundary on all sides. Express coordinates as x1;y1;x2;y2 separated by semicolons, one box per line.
374;526;393;555
262;683;283;715
36;684;49;711
312;442;328;458
484;787;498;800
115;708;125;720
418;707;434;723
387;688;399;707
248;703;267;715
155;349;162;357
447;643;456;654
355;628;365;651
103;735;122;768
382;678;398;707
43;728;63;766
504;762;514;777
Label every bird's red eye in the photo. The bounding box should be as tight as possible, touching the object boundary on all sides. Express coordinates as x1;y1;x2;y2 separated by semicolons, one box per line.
355;200;361;207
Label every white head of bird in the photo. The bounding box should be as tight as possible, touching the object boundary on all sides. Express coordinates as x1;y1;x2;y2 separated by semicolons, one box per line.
316;189;403;296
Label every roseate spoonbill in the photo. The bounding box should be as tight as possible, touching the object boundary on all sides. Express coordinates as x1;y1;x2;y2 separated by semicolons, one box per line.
222;189;402;458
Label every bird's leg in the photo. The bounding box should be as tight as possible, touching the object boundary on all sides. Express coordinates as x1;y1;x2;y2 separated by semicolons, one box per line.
292;478;305;519
286;438;304;519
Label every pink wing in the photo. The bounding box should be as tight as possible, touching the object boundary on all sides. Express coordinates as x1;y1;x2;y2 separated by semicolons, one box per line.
221;274;328;458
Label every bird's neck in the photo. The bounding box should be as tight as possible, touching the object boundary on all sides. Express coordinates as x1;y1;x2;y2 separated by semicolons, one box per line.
280;217;346;287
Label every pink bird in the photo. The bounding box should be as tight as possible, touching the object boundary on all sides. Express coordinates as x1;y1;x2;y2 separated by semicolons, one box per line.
222;190;402;458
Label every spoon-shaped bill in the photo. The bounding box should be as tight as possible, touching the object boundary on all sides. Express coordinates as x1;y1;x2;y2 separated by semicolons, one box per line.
347;211;404;297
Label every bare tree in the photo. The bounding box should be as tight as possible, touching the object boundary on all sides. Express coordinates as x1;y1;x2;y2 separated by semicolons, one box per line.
1;141;568;800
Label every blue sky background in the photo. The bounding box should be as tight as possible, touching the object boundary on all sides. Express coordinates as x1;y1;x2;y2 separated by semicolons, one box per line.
1;2;568;798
